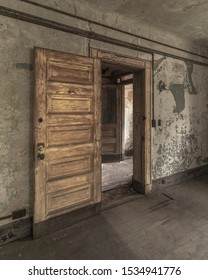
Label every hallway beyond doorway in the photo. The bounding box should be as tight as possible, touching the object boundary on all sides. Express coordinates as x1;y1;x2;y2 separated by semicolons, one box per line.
102;157;133;191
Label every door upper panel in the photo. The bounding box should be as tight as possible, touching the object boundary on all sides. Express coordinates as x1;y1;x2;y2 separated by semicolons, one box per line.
101;84;122;162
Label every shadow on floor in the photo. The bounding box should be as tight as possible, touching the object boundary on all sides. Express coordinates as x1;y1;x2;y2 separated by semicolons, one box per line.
1;174;208;260
0;215;137;260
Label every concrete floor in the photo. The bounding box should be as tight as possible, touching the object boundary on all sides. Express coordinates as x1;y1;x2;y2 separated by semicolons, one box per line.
1;174;208;259
102;157;133;191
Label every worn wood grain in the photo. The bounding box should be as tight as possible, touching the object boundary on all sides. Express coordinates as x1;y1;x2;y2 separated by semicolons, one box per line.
144;65;152;191
34;47;47;224
34;47;101;234
93;59;102;203
47;114;93;126
46;173;93;194
96;49;145;68
47;95;93;114
47;125;93;147
47;83;93;97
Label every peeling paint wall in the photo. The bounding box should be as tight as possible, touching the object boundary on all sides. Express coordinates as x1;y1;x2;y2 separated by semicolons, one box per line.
153;55;208;179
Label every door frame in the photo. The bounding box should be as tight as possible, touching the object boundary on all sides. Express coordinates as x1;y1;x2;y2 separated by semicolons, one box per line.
91;48;152;194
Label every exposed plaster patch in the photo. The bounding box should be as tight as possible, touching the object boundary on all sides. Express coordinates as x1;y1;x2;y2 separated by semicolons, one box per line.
154;56;167;74
156;59;198;115
169;83;185;114
185;62;198;95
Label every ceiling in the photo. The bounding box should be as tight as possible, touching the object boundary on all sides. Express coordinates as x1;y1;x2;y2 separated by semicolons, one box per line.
83;0;208;47
102;62;135;80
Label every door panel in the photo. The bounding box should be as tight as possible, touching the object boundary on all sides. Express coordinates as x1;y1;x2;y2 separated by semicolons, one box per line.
34;47;101;229
47;125;93;147
46;154;93;180
47;59;94;84
47;114;93;126
47;95;93;114
46;184;91;217
101;84;122;162
47;83;93;96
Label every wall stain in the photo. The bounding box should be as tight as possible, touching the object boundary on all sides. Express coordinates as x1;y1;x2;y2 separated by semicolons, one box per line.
154;56;167;74
156;59;198;115
185;62;197;95
169;83;185;113
16;63;33;71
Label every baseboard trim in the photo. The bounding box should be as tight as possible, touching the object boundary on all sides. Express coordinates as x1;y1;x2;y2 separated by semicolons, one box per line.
33;203;101;239
132;178;144;193
152;164;208;191
0;217;32;246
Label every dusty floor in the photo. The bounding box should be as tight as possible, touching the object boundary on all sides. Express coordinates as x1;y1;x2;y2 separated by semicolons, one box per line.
1;174;208;259
102;157;133;191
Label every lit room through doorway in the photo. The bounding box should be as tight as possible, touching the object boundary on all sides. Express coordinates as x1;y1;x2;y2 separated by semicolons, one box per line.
101;62;134;192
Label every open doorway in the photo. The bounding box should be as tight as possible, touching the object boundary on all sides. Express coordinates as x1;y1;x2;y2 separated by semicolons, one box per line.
91;48;152;197
101;62;135;194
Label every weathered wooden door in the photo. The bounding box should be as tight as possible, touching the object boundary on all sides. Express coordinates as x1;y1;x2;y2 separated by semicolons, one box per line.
101;84;122;162
34;47;101;236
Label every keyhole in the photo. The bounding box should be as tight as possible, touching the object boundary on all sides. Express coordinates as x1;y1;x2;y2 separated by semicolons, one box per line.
38;117;43;123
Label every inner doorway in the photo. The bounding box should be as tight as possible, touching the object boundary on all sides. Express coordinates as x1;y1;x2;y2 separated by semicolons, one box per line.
101;63;134;192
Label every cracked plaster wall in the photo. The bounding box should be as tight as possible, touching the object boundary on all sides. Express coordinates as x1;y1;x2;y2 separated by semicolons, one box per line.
153;55;208;179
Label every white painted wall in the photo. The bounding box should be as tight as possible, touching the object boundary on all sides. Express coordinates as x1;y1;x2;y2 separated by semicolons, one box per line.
124;84;133;154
